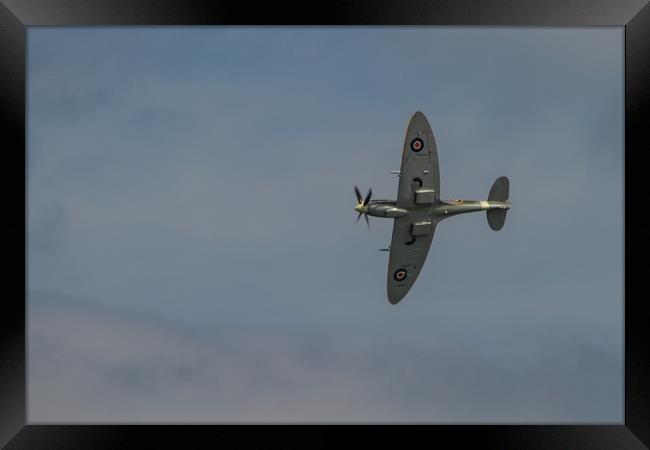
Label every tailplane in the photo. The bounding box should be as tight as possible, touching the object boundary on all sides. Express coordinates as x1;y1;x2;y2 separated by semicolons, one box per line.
487;176;510;231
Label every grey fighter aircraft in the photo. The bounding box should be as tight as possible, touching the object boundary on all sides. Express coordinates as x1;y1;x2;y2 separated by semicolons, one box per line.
354;111;511;305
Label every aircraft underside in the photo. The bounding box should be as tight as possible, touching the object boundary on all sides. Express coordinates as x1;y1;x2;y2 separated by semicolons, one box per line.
353;111;511;304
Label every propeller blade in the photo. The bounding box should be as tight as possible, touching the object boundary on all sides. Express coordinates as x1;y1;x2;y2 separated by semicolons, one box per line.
364;213;370;228
354;186;363;204
363;188;372;206
356;212;362;224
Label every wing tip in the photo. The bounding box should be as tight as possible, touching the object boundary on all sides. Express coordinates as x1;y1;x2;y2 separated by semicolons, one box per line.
387;292;405;305
409;111;431;130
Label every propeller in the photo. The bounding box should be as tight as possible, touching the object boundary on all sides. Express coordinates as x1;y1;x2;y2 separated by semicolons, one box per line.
354;185;372;228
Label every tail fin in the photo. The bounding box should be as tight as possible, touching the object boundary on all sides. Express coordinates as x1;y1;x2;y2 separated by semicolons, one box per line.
487;177;510;231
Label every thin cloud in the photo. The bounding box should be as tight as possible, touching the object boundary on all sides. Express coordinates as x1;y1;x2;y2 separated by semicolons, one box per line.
29;292;621;423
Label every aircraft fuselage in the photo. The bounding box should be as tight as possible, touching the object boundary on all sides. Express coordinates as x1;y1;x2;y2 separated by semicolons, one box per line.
364;199;510;221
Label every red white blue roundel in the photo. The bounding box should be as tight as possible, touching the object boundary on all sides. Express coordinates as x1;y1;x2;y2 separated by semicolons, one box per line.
410;137;424;152
393;269;408;282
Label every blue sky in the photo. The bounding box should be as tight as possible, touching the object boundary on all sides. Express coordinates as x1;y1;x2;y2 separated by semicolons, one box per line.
27;27;623;422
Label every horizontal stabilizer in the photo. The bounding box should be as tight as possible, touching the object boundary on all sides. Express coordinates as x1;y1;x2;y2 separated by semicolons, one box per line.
487;177;510;231
487;209;507;231
489;176;509;202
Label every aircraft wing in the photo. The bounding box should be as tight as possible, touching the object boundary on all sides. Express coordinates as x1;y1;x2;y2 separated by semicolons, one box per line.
386;212;437;304
386;111;439;304
396;111;440;207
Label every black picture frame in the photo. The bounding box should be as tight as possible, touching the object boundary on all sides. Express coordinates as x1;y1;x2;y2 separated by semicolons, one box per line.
1;0;647;448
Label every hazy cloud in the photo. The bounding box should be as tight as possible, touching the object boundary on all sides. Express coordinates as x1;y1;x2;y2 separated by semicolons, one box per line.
29;292;621;423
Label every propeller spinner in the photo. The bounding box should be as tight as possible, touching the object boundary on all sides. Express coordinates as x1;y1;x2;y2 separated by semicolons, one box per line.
354;185;372;227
